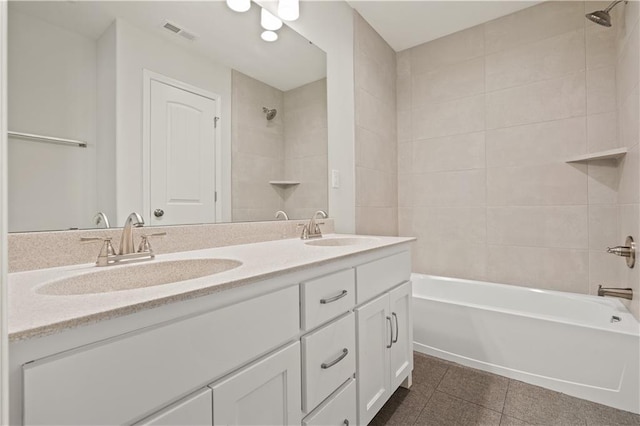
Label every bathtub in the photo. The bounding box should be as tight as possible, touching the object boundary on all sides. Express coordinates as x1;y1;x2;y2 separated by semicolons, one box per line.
412;274;640;414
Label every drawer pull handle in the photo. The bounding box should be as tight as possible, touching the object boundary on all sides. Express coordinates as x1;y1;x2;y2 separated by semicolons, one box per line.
343;420;349;426
321;348;349;369
320;290;348;304
386;316;393;348
392;312;399;344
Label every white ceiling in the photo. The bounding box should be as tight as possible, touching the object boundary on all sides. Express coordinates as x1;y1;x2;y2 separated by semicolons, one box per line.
9;1;326;92
348;0;543;52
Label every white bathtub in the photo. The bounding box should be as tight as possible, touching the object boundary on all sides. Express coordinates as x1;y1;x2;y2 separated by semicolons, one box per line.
412;274;640;414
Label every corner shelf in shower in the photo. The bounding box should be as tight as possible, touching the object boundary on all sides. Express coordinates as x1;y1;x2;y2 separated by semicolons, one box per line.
269;181;300;187
565;147;628;163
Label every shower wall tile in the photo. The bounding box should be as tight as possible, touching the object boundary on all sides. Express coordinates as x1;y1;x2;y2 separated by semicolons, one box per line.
618;84;639;149
487;206;588;249
586;111;619;152
397;141;413;175
588;204;620;250
587;160;621;205
586;66;617;115
414;238;487;281
486;163;587;206
354;11;398;236
412;132;485;173
412;170;486;207
487;246;589;294
484;1;585;54
412;94;485;139
616;19;639;103
485;71;586;129
411;207;487;244
588;251;621;295
410;25;484;74
617;144;639;204
411;57;484;106
586;24;617;70
485;117;586;168
485;29;585;92
618;203;639;318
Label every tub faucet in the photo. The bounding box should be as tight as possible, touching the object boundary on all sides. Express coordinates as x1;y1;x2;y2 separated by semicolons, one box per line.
300;210;327;239
597;285;633;300
119;212;145;255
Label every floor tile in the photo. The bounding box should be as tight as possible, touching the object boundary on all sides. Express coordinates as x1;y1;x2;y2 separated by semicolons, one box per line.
437;364;509;412
503;380;585;425
369;387;431;426
412;352;450;394
414;391;502;426
572;395;640;425
500;415;531;425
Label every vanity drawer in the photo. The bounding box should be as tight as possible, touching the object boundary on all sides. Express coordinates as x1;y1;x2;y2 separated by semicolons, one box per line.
302;312;356;412
356;251;411;304
23;285;300;425
303;379;356;426
301;268;355;330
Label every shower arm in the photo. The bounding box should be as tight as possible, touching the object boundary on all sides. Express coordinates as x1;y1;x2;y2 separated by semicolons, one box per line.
604;0;626;13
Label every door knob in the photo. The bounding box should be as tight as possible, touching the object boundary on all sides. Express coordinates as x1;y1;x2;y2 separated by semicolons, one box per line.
154;209;165;218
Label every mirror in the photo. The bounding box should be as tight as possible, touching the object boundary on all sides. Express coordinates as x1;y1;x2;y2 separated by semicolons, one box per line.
7;1;327;232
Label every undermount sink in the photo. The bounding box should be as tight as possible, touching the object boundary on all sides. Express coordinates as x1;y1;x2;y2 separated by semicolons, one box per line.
305;237;377;247
37;258;243;296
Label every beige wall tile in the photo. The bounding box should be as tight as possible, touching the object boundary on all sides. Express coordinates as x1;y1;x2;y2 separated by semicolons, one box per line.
412;206;487;244
396;49;411;77
397;141;413;175
412;57;484;106
484;1;584;54
486;72;586;129
487;206;588;249
355;206;398;236
589;204;620;250
396;74;412;112
486;117;586;168
355;126;396;173
413;169;486;207
411;25;484;74
587;111;619;152
413;132;485;173
356;87;395;139
356;167;397;208
618;203;640;318
587;66;617;115
356;48;395;104
617;144;639;204
397;172;413;208
397;207;413;237
413;238;487;281
487;163;587;206
397;109;412;142
616;19;639;102
586;24;617;70
587;160;620;205
487;245;589;293
618;84;639;149
412;94;484;139
485;29;585;92
588;251;622;295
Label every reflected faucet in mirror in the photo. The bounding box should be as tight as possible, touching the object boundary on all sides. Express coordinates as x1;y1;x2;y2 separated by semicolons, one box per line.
275;210;289;220
93;212;110;229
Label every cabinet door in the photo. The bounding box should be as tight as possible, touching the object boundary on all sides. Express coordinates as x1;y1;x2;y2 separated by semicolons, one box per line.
389;281;413;390
136;388;212;426
355;294;391;426
210;342;302;426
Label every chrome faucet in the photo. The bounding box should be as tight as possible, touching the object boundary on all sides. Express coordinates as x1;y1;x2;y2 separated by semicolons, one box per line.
275;210;289;220
606;236;636;268
120;212;145;255
300;210;327;239
598;285;633;300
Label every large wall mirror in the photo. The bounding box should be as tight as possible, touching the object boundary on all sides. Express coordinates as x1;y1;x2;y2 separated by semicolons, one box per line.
7;1;327;232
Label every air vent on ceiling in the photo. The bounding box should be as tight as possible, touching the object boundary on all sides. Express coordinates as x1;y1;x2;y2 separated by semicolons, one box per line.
162;21;197;41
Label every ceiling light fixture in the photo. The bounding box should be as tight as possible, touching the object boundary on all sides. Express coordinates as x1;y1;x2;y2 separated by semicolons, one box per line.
226;0;250;13
278;0;299;21
261;30;278;42
261;8;283;31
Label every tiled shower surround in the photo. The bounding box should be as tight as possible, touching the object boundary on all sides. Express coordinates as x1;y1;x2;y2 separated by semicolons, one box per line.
355;1;640;318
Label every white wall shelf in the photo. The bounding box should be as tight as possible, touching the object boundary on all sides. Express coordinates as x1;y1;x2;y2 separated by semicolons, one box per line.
565;147;628;163
269;181;300;186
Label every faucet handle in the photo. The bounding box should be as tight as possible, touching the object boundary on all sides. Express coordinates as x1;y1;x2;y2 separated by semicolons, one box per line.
137;232;167;253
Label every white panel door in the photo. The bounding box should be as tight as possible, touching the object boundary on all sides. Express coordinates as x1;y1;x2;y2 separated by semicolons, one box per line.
355;294;391;426
389;281;413;390
150;80;217;225
210;342;302;426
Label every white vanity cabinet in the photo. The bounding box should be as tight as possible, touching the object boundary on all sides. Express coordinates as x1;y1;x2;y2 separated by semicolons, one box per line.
11;242;413;426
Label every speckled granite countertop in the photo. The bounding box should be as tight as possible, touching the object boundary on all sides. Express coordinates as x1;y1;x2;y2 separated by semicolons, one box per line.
9;234;414;341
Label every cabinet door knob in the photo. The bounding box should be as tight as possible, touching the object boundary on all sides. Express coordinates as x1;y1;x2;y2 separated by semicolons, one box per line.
154;209;165;218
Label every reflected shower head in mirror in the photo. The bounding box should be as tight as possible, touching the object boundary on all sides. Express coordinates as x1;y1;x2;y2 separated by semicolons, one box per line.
585;0;627;27
262;107;277;120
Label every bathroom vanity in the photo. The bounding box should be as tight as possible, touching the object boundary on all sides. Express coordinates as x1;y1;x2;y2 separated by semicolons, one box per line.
8;235;413;425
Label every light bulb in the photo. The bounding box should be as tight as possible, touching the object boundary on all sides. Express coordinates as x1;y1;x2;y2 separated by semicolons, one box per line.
278;0;299;21
226;0;250;13
261;30;278;42
261;8;283;31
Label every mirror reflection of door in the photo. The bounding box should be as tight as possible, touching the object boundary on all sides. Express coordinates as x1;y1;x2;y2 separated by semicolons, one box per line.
149;79;218;226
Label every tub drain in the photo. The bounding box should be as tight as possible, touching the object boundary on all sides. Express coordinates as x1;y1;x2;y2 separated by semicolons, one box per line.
611;315;621;323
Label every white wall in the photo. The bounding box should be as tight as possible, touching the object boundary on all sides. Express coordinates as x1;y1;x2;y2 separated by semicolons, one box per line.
114;19;232;224
7;9;97;232
257;1;356;233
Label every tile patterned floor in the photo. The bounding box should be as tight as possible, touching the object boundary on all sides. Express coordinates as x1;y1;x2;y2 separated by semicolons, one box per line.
370;352;640;426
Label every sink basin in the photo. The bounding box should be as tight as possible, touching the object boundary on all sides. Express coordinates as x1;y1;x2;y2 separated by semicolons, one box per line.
37;258;243;296
305;237;377;247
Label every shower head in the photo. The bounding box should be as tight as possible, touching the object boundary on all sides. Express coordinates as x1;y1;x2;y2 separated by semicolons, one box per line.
262;107;277;121
585;0;627;27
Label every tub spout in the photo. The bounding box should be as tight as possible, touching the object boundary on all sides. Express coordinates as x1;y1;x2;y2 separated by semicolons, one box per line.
597;285;633;300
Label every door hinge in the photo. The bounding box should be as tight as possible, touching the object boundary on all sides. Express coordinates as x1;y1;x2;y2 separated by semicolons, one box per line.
214;117;220;128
